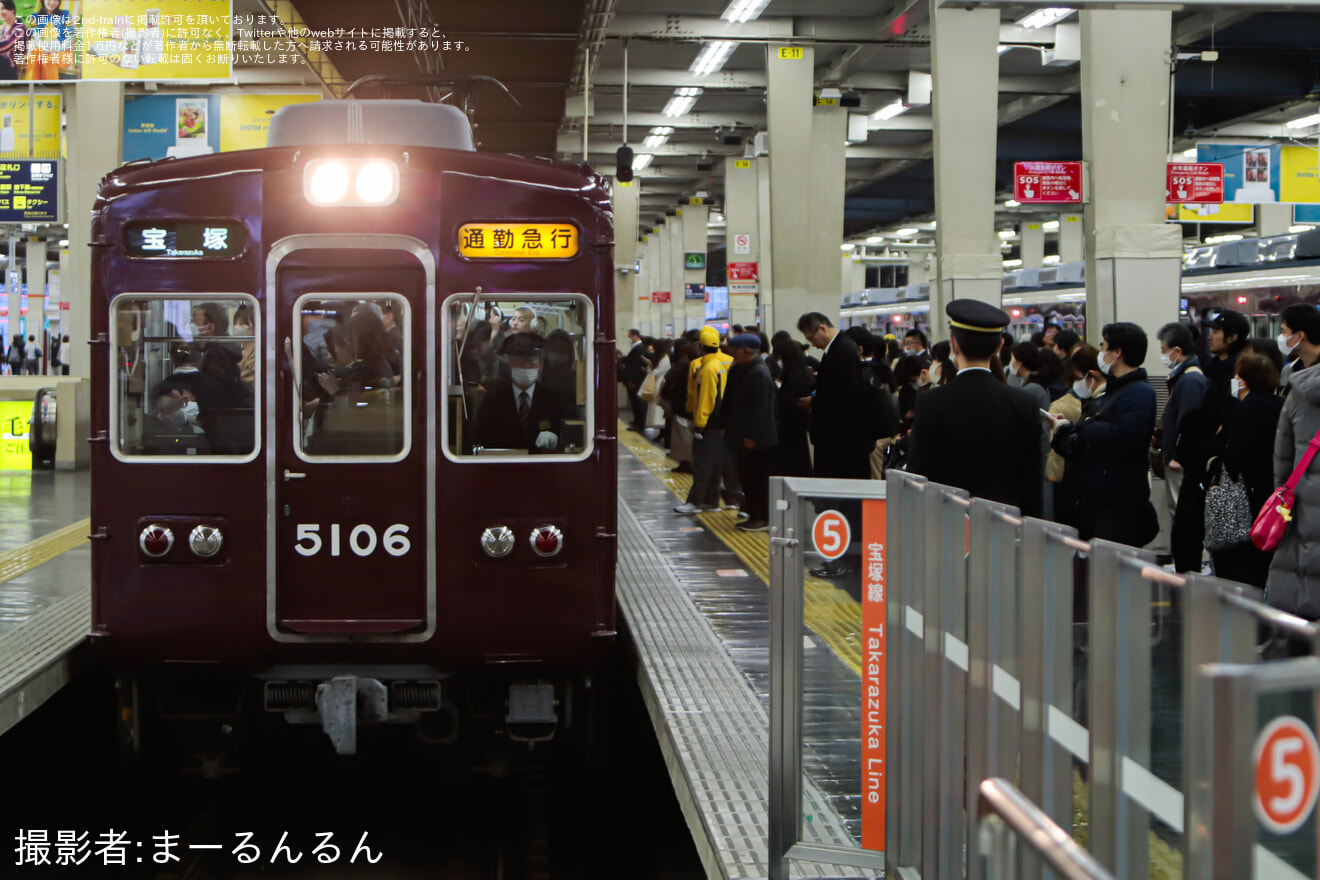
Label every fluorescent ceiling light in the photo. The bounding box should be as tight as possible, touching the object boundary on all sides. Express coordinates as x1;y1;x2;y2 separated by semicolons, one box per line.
841;243;855;251
1043;255;1061;264
1004;199;1020;208
632;153;654;171
998;229;1016;239
721;0;772;24
1042;220;1060;231
1290;224;1316;233
997;44;1012;55
866;235;884;244
691;41;737;77
1285;112;1320;130
1205;233;1243;244
1003;259;1023;267
870;99;908;122
1017;7;1073;29
895;227;918;236
676;87;702;97
650;126;674;135
642;135;668;148
662;91;701;118
1181;147;1198;158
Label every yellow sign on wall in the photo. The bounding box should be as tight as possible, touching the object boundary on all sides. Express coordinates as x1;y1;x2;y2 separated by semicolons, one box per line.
0;95;61;159
1176;203;1254;224
218;94;321;152
778;47;804;60
458;224;578;260
1281;145;1320;206
78;0;232;82
0;401;30;471
734;160;751;169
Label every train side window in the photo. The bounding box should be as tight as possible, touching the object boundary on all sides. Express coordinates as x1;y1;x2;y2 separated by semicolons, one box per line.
444;296;593;460
110;295;258;460
295;295;409;460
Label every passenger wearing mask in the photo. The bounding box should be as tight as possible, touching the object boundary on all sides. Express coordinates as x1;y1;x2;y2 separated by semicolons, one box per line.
1278;303;1320;397
1267;336;1320;622
1049;323;1158;546
1047;344;1098;527
233;304;256;387
723;333;779;531
645;339;672;441
1209;354;1281;589
1156;322;1208;523
902;328;930;361
472;333;564;453
675;326;733;514
771;332;813;478
908;301;1044;518
927;341;955;388
541;328;578;409
662;340;699;472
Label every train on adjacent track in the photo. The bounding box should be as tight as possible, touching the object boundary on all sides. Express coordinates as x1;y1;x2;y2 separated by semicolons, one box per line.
89;91;618;765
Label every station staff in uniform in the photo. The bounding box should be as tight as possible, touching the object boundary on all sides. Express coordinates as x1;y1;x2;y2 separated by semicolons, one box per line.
907;300;1045;518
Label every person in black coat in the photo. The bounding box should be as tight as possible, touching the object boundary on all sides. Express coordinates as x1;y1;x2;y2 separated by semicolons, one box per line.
908;301;1044;519
473;333;565;453
797;313;871;479
1050;322;1159;547
771;331;813;478
618;328;649;432
1210;353;1283;587
723;334;779;530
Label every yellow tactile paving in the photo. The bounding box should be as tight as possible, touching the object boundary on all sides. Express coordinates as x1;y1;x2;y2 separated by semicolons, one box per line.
0;518;91;588
618;424;864;677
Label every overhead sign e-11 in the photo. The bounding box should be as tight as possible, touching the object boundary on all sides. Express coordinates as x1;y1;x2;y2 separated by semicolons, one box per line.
0;160;61;224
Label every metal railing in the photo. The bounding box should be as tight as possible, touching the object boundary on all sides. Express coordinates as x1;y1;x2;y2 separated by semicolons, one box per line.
978;778;1113;880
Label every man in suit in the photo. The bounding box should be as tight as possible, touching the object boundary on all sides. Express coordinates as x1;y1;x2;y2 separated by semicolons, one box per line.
473;332;565;453
907;300;1045;519
618;328;649;432
722;333;779;531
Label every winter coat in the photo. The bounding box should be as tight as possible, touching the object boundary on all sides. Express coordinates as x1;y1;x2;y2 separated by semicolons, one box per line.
1266;364;1320;618
1162;355;1209;465
721;357;778;451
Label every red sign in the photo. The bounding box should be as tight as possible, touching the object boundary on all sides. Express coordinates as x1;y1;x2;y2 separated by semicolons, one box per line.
1166;163;1225;204
1013;161;1084;204
728;261;759;295
861;499;887;852
1255;716;1320;834
811;510;850;561
651;290;671;304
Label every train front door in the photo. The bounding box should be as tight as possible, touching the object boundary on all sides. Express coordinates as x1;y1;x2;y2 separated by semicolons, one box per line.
268;237;435;639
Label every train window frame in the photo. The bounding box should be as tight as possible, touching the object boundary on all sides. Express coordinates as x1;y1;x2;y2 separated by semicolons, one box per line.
440;292;595;465
450;219;583;264
108;292;261;465
291;292;413;465
120;219;251;262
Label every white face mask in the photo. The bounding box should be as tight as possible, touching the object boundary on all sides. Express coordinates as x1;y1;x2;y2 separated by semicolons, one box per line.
188;322;208;338
233;323;252;337
930;363;942;384
511;367;540;388
1230;377;1244;399
1279;331;1300;358
1159;352;1174;370
181;400;200;423
1073;378;1092;399
1098;351;1114;375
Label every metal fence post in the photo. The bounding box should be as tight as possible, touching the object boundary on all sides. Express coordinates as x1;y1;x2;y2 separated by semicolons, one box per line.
887;471;926;877
767;475;801;880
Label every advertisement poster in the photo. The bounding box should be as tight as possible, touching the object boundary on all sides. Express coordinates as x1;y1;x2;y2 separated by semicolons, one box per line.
1195;144;1320;205
0;94;61;159
0;400;30;471
77;0;232;81
1173;202;1254;224
123;93;322;161
1297;205;1320;224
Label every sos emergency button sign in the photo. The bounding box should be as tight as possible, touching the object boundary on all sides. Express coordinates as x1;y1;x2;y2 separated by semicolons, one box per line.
1166;163;1225;204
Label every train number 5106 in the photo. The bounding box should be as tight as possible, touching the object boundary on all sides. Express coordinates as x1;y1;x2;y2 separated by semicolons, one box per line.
294;524;411;558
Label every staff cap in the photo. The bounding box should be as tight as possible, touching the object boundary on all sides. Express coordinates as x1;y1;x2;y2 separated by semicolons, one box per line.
946;300;1011;335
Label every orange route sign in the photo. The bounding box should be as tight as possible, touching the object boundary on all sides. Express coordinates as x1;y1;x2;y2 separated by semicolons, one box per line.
1254;715;1320;834
812;510;850;561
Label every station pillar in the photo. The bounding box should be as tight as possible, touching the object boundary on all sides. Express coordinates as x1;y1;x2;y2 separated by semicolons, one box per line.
681;205;708;334
661;215;678;336
766;43;815;331
635;236;652;340
724;156;760;329
1059;213;1084;263
1080;10;1182;368
930;5;1002;340
613;179;639;351
755;153;775;331
1020;221;1045;269
24;236;46;350
1258;203;1292;237
807;103;847;315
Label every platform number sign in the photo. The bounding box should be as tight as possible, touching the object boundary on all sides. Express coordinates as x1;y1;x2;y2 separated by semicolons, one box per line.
812;511;850;561
1253;715;1320;834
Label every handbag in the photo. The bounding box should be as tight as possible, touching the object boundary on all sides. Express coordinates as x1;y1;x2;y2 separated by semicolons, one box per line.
1251;424;1320;552
639;371;658;402
1204;461;1252;551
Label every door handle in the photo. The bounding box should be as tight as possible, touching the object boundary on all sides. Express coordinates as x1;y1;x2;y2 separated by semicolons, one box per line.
283;469;307;481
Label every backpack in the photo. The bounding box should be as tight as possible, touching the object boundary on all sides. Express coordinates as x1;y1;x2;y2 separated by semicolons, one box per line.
859;361;901;442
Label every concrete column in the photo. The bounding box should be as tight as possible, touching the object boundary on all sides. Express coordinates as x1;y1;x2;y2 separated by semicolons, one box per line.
807;103;847;316
655;220;672;337
1258;203;1292;237
682;205;708;333
725;157;760;330
930;5;1003;340
756;154;775;331
1080;10;1182;369
666;215;683;335
612;179;639;351
766;43;814;333
24;237;46;364
1020;221;1045;269
908;253;930;284
1058;214;1084;263
4;231;17;346
634;237;652;341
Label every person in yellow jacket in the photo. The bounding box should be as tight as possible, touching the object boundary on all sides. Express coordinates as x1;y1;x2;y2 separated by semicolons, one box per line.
675;326;733;514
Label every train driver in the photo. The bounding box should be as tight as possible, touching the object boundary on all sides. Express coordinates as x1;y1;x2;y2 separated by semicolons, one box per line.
472;332;565;453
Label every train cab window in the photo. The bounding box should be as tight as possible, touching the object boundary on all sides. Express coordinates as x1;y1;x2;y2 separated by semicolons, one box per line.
296;295;408;460
111;295;258;460
444;296;592;460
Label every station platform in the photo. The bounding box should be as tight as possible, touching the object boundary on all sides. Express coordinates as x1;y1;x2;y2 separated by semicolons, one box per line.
615;426;868;879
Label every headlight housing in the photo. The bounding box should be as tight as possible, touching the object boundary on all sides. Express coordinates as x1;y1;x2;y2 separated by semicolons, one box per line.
304;158;400;207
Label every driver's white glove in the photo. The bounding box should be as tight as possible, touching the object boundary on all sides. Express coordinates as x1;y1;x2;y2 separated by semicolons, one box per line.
535;431;558;449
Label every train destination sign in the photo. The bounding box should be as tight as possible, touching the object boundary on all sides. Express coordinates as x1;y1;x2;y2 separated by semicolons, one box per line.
1013;161;1084;204
0;161;60;223
1166;162;1225;204
458;223;579;259
124;220;247;258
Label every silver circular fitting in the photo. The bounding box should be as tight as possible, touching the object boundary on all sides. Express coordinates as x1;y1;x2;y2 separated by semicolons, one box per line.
481;525;516;559
529;525;564;559
139;524;174;558
188;525;224;559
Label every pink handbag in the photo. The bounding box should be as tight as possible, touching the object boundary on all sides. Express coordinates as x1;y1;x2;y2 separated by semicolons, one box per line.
1252;426;1320;551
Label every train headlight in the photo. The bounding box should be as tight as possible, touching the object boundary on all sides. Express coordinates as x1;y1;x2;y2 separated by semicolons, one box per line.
530;525;564;559
481;526;516;559
355;162;396;203
304;158;399;207
139;524;174;558
307;161;349;204
188;525;224;559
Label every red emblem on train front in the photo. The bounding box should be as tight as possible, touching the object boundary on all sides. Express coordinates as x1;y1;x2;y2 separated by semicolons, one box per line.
139;525;174;558
530;525;564;558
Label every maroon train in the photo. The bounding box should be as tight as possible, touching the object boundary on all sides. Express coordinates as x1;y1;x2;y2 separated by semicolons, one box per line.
89;99;618;760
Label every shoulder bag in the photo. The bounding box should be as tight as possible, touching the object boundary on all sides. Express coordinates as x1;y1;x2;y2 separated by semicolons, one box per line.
1204;460;1252;550
640;370;658;402
1251;424;1320;551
